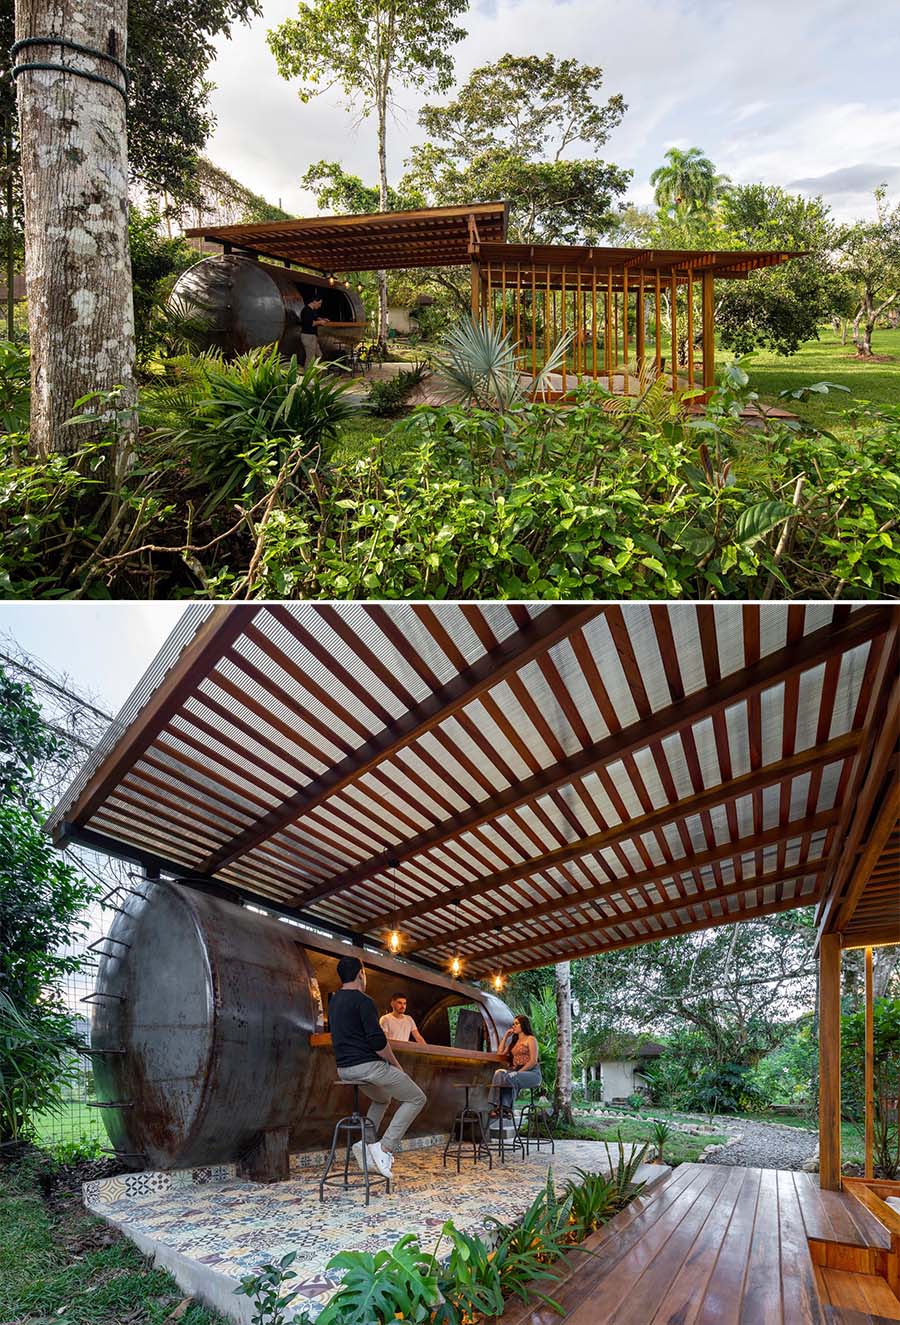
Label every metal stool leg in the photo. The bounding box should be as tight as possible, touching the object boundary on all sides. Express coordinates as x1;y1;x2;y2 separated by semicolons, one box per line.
320;1084;389;1203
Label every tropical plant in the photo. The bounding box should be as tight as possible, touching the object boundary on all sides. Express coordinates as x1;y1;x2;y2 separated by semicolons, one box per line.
602;1134;650;1199
0;991;83;1144
484;1171;571;1309
432;1221;506;1325
157;346;358;516
650;147;730;215
365;362;428;416
436;317;573;414
235;1251;310;1325
650;1119;672;1163
841;998;900;1178
0;340;29;436
316;1234;440;1324
563;1168;622;1236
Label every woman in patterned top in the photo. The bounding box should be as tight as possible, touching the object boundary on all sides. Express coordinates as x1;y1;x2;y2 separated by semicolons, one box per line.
490;1013;542;1115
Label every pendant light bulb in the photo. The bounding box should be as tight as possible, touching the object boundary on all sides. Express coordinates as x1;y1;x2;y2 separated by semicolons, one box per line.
492;972;504;992
388;929;401;954
450;956;462;978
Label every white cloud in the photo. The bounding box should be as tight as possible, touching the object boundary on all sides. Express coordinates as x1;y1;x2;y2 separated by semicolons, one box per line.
202;0;900;223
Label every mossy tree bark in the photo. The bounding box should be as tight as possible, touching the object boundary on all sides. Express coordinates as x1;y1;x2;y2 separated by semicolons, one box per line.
554;960;574;1124
15;0;136;456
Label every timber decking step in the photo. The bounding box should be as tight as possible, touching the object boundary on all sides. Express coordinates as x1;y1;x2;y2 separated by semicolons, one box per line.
495;1164;897;1325
816;1266;900;1321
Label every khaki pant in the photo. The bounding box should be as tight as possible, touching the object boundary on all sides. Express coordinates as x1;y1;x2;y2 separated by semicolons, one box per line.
338;1059;426;1152
301;333;321;365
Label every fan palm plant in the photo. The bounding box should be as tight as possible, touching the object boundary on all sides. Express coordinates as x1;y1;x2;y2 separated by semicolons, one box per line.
435;317;574;413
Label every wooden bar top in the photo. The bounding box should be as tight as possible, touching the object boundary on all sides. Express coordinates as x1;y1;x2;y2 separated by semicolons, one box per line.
309;1032;506;1065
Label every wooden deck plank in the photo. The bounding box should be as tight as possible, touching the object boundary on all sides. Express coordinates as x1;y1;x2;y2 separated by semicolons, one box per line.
592;1166;739;1325
777;1168;829;1325
794;1171;891;1249
741;1167;785;1324
554;1165;727;1324
648;1165;749;1325
693;1167;764;1324
496;1165;703;1325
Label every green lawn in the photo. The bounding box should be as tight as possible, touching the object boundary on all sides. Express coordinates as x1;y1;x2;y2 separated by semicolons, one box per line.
33;1097;105;1152
0;1152;228;1325
559;1113;726;1166
721;326;900;433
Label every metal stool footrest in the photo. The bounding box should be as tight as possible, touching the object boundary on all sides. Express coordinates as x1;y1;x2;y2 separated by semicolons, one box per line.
519;1089;555;1155
319;1083;390;1205
488;1104;526;1164
443;1084;492;1172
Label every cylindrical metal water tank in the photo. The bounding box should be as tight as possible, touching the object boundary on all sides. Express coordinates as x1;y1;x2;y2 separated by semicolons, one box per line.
89;881;512;1171
169;255;367;360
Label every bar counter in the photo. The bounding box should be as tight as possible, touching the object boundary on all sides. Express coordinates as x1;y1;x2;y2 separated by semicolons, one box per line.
309;1032;507;1066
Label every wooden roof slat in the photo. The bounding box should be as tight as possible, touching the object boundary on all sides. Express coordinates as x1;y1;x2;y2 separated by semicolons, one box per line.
370;731;860;932
199;605;598;877
301;607;890;909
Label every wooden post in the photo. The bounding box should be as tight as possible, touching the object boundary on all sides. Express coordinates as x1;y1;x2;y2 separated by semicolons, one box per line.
636;272;645;378
531;266;537;379
702;270;716;397
622;266;630;395
865;945;874;1180
819;933;842;1191
237;1126;290;1183
591;269;598;379
655;269;662;375
606;270;613;390
470;261;480;322
687;267;695;389
671;267;678;395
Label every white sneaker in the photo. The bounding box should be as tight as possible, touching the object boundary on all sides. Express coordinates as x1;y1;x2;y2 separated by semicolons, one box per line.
350;1140;366;1173
367;1141;393;1179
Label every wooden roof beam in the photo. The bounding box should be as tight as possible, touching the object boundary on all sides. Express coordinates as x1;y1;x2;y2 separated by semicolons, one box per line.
301;607;890;910
365;730;860;932
495;889;821;974
406;807;838;954
462;859;827;967
198;605;600;876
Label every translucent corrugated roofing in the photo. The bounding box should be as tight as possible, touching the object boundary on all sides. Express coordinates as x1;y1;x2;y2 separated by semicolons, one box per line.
48;603;898;972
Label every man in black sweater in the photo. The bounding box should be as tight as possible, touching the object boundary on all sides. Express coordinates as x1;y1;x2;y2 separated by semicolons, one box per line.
329;955;426;1180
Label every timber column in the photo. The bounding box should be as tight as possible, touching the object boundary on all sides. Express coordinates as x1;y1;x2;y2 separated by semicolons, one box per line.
470;261;481;321
701;270;716;399
818;932;842;1190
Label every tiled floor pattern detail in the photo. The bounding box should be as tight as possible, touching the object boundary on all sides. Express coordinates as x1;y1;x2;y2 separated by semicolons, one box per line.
84;1139;620;1320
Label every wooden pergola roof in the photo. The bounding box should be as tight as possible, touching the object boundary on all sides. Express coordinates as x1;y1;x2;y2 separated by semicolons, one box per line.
183;202;508;273
475;241;800;283
48;604;899;978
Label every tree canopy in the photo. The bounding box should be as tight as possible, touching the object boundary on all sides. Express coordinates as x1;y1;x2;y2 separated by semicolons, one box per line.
402;54;631;243
650;146;730;215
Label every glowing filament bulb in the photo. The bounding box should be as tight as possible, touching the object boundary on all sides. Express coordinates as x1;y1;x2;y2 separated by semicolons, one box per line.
492;973;504;992
450;956;462;977
388;929;401;953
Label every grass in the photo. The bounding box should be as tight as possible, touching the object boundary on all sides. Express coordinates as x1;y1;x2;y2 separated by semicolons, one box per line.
33;1097;105;1150
558;1113;727;1166
723;326;900;435
0;1150;228;1325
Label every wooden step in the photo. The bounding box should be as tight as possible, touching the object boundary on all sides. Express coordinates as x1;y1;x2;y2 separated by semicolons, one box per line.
815;1264;900;1320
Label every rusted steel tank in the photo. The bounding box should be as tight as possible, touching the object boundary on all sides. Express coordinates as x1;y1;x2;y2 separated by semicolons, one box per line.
169;254;367;360
89;881;512;1171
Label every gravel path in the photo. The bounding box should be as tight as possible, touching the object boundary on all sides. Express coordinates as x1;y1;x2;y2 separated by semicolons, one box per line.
703;1117;818;1171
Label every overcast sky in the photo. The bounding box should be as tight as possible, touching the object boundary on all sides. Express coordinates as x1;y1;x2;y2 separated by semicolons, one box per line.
0;604;185;716
203;0;900;224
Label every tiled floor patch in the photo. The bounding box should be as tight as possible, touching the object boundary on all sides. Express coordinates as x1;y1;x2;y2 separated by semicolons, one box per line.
84;1139;631;1320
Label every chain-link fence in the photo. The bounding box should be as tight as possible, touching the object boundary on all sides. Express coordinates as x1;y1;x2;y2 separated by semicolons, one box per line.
1;635;135;1158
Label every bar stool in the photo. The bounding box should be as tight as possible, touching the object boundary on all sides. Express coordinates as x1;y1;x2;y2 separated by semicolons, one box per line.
443;1082;492;1172
518;1088;555;1155
488;1099;525;1164
319;1082;390;1205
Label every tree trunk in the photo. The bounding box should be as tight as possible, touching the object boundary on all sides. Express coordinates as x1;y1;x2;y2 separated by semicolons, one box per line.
874;946;900;999
375;88;389;343
15;0;136;456
4;112;14;341
553;961;574;1124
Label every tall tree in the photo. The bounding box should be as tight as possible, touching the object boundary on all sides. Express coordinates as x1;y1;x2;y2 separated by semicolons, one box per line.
839;187;900;357
403;54;630;244
269;0;467;339
650;146;730;215
14;0;136;457
554;960;574;1124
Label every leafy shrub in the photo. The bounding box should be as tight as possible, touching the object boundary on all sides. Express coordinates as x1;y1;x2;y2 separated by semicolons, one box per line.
236;1251;309;1325
365;362;428;416
0;340;29;435
841;998;900;1178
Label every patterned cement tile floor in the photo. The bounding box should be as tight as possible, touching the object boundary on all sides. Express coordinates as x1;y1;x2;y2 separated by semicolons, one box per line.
83;1138;628;1320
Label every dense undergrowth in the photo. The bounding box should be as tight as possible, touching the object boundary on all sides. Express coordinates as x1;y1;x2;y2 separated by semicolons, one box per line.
2;342;898;599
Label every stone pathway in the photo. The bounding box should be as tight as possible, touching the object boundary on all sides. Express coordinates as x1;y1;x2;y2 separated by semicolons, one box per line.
703;1116;818;1171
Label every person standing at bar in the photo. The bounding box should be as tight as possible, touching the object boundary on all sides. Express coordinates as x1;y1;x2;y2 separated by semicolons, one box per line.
329;956;427;1180
299;294;329;365
380;993;427;1044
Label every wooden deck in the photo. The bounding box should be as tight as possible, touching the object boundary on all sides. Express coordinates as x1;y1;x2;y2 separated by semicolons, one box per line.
498;1164;900;1325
